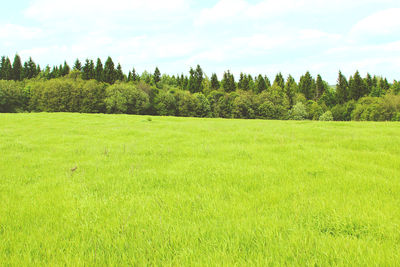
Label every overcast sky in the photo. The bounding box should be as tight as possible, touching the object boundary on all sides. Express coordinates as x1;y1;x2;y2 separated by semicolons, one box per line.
1;0;399;83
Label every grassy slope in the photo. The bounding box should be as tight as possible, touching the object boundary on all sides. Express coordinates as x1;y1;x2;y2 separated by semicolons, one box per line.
0;113;399;266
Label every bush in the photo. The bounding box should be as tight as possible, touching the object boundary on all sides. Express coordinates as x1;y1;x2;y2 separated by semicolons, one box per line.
105;83;149;114
319;111;333;121
0;80;28;112
289;102;308;120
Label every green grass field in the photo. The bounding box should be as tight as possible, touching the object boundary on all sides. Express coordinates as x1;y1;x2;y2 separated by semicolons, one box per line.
1;113;400;266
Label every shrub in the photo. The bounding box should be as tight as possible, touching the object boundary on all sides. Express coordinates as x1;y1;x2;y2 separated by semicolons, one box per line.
105;83;149;114
289;102;308;120
319;111;333;121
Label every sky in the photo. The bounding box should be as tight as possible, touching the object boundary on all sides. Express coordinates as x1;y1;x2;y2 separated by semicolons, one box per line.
0;0;399;83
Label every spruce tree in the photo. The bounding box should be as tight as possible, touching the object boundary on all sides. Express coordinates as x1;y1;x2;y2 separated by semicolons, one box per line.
131;67;137;81
0;56;5;79
221;70;236;92
264;75;271;88
73;59;82;71
61;61;70;76
116;63;124;81
2;57;13;80
194;65;204;92
380;78;390;91
365;73;373;95
22;57;37;79
82;59;91;80
349;71;366;100
103;57;116;84
285;75;297;107
153;67;161;85
12;54;22;81
298;71;314;100
256;74;267;93
315;74;325;99
211;73;220;90
273;72;285;89
336;71;348;104
89;60;95;79
95;58;103;82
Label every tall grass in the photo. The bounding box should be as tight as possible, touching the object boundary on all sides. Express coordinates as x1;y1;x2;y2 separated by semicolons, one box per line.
0;113;399;265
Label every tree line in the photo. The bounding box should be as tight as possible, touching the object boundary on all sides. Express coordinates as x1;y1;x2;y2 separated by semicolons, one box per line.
1;54;399;121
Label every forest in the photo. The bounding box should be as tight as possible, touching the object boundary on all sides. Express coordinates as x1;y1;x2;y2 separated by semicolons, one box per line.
1;54;399;121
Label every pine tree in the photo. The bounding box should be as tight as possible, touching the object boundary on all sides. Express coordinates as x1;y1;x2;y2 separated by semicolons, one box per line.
61;61;70;76
349;71;366;100
131;67;137;82
116;63;124;81
285;75;297;107
298;71;314;100
154;67;161;85
365;73;373;95
73;59;82;71
194;65;204;92
336;71;348;104
103;57;116;84
255;74;267;93
380;78;390;91
12;54;22;81
188;65;204;93
89;60;95;79
82;59;91;80
95;58;103;82
221;70;236;92
315;74;325;99
211;73;220;90
273;73;285;89
22;57;37;79
1;57;13;80
0;56;5;79
264;76;271;88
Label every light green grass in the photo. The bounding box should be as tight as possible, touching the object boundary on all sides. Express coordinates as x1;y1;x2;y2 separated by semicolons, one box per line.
1;113;400;266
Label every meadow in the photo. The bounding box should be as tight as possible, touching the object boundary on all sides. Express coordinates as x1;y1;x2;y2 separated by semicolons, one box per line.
0;113;399;266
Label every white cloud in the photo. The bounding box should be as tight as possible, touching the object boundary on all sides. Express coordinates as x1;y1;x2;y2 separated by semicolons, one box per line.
0;24;43;42
350;8;400;37
24;0;187;21
195;0;400;26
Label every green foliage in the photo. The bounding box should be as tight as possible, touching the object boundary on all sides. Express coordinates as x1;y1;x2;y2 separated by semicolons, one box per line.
22;57;38;80
194;93;211;117
285;75;297;108
105;83;149;114
12;54;22;81
349;71;368;100
257;85;289;119
73;59;82;71
153;67;161;85
298;71;315;100
289;102;308;120
390;80;400;95
255;74;267;94
187;65;204;93
0;53;398;122
331;101;356;121
319;110;333;121
155;90;177;116
307;101;324;120
103;57;116;84
221;70;236;93
232;91;255;119
210;73;220;90
0;80;28;112
315;74;325;100
273;72;284;89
